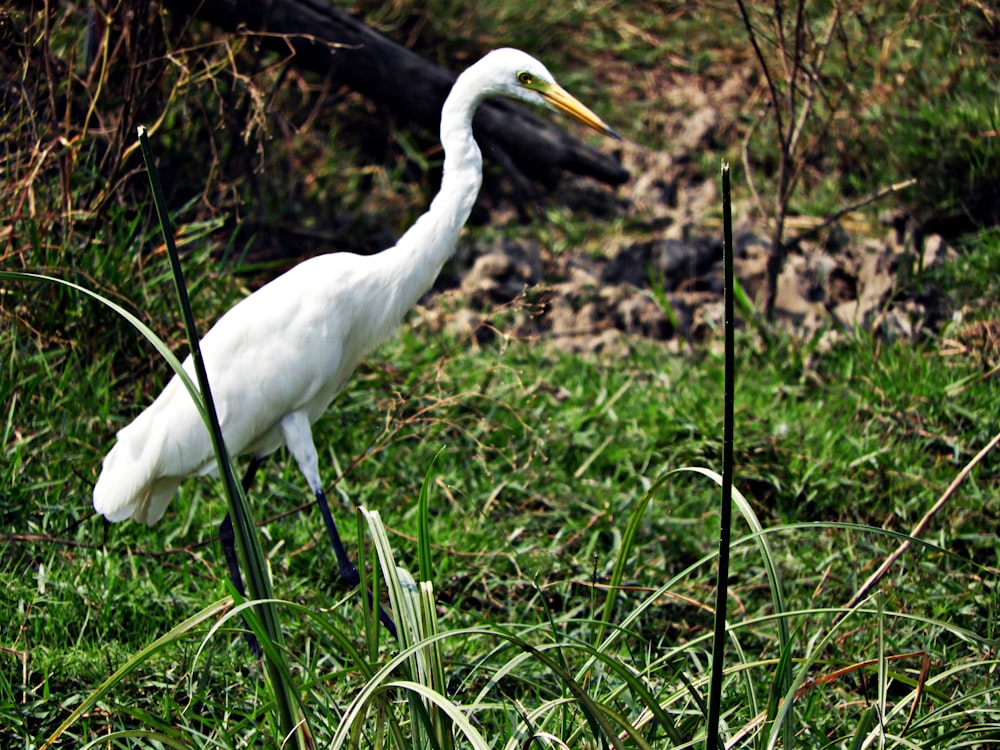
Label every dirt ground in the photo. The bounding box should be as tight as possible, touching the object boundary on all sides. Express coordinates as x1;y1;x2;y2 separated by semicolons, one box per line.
419;74;957;356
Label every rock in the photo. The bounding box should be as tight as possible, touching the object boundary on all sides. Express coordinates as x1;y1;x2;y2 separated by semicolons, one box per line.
458;239;542;306
674;106;719;154
602;235;721;290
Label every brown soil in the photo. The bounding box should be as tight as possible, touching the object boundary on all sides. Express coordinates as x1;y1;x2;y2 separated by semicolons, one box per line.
420;92;956;355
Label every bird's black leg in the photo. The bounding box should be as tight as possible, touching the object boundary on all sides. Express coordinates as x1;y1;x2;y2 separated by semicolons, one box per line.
219;513;261;658
241;456;265;494
219;456;266;657
313;489;398;637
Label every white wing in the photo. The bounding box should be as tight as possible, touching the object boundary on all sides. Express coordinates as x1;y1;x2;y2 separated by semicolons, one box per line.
93;253;377;524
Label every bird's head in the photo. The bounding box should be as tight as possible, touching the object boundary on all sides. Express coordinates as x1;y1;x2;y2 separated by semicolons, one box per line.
474;48;620;141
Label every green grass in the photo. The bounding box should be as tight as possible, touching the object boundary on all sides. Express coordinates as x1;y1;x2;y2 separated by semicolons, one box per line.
3;300;997;745
3;0;1000;747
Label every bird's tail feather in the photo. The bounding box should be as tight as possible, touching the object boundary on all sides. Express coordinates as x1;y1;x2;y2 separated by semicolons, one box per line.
93;422;179;526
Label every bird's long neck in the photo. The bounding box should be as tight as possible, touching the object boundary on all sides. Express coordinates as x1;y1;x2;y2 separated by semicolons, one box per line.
372;71;486;322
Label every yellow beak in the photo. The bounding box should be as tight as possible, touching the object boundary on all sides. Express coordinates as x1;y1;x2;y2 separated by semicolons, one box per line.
541;83;621;141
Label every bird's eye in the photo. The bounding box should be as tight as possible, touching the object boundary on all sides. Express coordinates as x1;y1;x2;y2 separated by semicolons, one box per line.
517;71;533;86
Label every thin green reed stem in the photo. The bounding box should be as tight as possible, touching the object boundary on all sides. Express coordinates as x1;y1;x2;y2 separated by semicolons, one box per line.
706;162;734;750
135;132;236;499
136;126;303;746
135;125;262;613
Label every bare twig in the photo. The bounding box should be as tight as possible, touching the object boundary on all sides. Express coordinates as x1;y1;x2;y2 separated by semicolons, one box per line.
785;4;841;185
740;116;766;219
737;1;854;320
725;651;930;748
736;1;785;140
837;428;1000;623
786;177;918;247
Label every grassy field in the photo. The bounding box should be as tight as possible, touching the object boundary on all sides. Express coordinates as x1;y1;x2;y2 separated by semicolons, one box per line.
2;0;999;747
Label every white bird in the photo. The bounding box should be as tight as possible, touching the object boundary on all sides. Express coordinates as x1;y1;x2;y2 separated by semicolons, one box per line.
93;48;619;628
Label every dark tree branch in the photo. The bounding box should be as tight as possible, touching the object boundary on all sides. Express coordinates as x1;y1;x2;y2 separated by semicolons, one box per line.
164;0;629;188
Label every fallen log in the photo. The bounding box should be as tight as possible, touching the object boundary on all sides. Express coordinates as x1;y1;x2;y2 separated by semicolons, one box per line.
166;0;629;188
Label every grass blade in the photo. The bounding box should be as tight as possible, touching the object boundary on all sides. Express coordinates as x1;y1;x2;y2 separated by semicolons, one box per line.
41;601;233;748
136;126;304;746
418;447;445;584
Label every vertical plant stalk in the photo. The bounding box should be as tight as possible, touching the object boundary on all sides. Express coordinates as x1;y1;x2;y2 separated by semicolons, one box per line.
706;162;735;750
136;126;305;747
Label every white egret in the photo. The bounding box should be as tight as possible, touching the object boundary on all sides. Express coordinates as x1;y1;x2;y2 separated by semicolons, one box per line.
93;48;619;633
